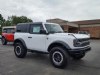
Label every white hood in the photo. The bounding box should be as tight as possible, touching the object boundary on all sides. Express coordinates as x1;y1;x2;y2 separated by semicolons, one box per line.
53;33;90;39
71;33;90;39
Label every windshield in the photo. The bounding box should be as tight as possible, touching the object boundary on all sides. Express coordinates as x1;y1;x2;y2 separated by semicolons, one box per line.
45;24;64;33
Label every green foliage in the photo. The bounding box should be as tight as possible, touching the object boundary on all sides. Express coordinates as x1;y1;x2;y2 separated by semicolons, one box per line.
0;14;5;26
9;16;33;25
0;14;33;35
0;14;5;34
0;14;5;21
5;20;12;26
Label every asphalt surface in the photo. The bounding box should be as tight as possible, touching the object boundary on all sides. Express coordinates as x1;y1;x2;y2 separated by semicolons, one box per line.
0;40;100;75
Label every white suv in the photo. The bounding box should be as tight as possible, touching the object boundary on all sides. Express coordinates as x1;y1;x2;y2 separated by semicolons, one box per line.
14;22;91;68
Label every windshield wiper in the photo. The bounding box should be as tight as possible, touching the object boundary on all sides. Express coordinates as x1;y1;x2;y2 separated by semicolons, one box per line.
49;31;63;33
49;31;56;33
56;31;63;33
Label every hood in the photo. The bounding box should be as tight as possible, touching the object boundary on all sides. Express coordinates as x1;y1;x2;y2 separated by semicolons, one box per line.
53;33;90;39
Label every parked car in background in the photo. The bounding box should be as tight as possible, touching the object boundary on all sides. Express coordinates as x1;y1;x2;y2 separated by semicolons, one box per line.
1;26;16;45
78;31;90;37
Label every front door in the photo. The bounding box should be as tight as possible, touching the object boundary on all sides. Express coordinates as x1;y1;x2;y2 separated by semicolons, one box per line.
27;24;47;52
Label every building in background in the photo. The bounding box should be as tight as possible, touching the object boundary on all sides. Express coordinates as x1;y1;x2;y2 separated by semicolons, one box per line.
46;18;78;33
47;18;100;39
71;19;100;39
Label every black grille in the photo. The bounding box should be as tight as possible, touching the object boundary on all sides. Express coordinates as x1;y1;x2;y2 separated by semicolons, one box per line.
81;41;90;46
78;38;89;42
74;38;90;47
78;38;90;46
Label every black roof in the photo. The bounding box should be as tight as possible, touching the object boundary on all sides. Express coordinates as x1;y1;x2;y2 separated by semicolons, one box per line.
17;22;43;25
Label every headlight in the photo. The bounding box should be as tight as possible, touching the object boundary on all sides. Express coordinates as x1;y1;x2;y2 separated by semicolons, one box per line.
73;39;82;47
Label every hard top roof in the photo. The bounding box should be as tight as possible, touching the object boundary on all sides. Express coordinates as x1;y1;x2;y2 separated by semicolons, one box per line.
17;22;59;26
17;22;43;25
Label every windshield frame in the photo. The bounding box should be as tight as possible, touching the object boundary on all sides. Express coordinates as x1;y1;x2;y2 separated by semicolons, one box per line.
44;23;64;34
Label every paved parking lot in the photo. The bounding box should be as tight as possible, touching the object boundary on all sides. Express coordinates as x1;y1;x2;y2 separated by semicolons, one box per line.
0;40;100;75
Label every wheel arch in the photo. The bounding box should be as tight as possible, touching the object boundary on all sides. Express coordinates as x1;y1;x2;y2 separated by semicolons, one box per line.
14;38;27;49
48;41;71;53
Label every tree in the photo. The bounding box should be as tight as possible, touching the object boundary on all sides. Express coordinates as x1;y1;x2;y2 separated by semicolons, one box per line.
5;20;12;26
10;16;33;25
0;14;5;26
0;14;5;21
0;14;5;34
4;16;33;26
0;14;33;34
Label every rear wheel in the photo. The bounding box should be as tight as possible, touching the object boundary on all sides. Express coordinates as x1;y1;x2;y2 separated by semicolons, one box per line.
14;42;27;58
2;37;7;45
50;47;69;69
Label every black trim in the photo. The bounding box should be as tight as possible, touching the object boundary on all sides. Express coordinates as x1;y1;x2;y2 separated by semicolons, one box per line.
69;46;91;55
17;22;42;26
28;49;49;54
14;38;27;49
70;46;91;51
48;41;71;52
54;41;71;49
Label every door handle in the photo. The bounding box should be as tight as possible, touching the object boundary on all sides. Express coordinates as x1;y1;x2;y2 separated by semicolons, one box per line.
28;37;32;38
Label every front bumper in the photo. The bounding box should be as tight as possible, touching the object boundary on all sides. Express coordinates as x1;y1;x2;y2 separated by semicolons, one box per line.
69;46;91;55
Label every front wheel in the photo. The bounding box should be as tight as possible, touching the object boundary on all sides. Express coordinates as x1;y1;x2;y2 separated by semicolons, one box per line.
14;42;27;58
50;47;69;69
2;37;7;45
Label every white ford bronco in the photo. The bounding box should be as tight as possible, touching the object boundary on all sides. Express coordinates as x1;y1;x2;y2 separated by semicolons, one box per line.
14;22;91;68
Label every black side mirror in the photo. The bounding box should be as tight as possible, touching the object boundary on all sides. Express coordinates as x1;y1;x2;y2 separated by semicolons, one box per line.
40;30;47;34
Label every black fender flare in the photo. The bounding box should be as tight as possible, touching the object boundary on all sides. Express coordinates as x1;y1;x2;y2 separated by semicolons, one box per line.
14;38;27;49
48;41;71;52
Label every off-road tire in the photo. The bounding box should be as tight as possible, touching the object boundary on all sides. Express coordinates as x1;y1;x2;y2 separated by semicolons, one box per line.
14;42;27;58
50;47;69;69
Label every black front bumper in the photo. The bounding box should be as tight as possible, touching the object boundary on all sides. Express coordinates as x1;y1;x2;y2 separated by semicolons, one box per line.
69;46;91;55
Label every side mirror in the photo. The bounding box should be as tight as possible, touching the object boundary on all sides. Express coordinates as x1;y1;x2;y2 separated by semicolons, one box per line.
40;30;47;34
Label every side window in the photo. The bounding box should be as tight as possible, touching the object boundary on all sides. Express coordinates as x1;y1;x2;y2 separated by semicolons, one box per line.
30;24;43;34
21;24;28;32
6;28;15;33
3;29;7;33
10;28;15;33
16;25;21;32
7;29;11;33
16;24;29;33
33;26;40;33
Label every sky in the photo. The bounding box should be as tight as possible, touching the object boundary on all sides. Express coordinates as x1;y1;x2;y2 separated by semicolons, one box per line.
0;0;100;22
